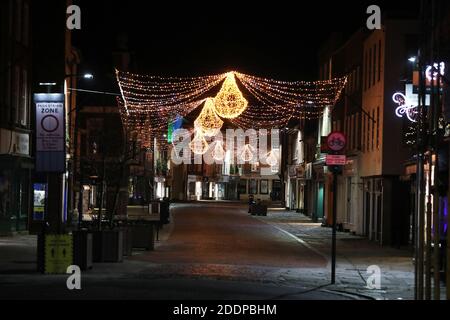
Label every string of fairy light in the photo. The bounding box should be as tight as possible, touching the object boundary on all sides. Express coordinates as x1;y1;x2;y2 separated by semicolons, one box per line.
116;70;347;161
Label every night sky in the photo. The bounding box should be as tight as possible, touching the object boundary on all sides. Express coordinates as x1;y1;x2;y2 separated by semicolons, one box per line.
72;0;420;94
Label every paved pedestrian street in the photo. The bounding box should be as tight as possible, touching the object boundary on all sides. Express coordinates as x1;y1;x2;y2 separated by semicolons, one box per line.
0;203;420;300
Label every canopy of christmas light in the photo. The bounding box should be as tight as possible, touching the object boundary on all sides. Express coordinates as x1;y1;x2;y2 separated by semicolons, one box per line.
116;69;347;150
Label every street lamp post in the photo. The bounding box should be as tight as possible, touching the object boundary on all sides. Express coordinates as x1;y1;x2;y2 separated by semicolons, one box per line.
65;73;94;231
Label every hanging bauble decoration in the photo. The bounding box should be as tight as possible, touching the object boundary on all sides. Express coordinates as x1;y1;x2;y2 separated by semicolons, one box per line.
211;141;226;161
240;144;255;162
194;98;224;137
266;150;279;167
213;72;248;119
189;130;209;155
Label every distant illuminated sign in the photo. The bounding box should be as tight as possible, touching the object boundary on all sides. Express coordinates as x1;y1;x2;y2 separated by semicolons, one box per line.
393;92;417;123
426;62;445;82
33;183;46;221
168;116;183;143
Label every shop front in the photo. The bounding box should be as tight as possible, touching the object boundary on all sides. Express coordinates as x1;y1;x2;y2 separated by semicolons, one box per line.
340;157;364;235
187;175;202;201
313;163;326;223
0;159;33;235
362;175;411;246
0;130;33;235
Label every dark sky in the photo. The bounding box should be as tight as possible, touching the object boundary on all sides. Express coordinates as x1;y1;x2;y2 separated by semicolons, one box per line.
72;0;420;91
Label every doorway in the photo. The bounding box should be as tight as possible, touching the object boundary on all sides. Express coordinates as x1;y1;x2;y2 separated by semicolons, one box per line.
271;180;282;201
315;182;324;222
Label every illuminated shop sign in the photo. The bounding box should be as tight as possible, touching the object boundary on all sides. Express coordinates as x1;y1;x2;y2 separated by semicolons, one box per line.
33;183;46;221
413;62;446;89
426;62;445;82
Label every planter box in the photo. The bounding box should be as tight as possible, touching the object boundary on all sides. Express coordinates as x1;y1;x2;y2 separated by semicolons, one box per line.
73;230;93;270
121;227;133;257
130;223;155;251
250;204;268;216
93;230;123;263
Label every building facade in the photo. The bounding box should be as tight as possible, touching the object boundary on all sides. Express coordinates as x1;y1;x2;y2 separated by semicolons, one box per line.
316;19;419;245
0;0;33;235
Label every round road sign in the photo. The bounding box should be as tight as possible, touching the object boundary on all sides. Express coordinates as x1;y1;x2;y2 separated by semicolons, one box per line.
327;132;346;152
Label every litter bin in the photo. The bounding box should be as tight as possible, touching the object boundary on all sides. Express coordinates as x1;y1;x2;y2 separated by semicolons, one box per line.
73;230;93;270
248;195;255;214
160;198;171;225
92;230;124;263
130;221;155;251
250;200;268;217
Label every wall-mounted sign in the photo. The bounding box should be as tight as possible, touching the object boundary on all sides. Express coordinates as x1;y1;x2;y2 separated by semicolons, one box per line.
326;155;347;166
34;94;66;173
0;129;30;156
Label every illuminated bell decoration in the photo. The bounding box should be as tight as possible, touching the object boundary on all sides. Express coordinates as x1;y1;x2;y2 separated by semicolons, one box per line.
240;144;255;162
213;72;248;119
211;141;226;161
189;131;209;155
194;98;224;137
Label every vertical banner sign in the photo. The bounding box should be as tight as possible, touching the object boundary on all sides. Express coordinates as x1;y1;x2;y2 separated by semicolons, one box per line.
34;94;66;173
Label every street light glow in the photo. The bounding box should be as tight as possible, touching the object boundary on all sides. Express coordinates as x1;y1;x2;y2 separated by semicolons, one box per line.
83;73;94;79
408;57;416;63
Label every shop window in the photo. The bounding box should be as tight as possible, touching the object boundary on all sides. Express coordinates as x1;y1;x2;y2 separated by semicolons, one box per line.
373;44;377;86
367;111;371;152
368;49;372;89
376;107;380;149
372;109;375;150
13;65;20;124
378;40;382;82
364;52;368;91
356;66;360;90
238;179;247;195
249;179;258;195
260;180;269;195
19;68;28;126
362;113;366;152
